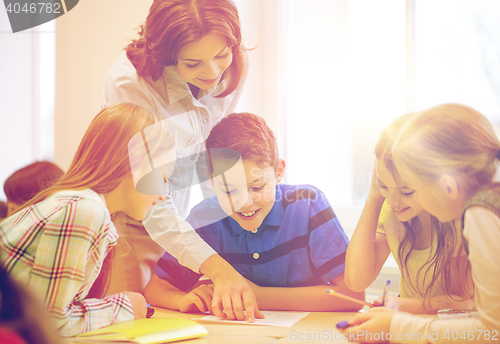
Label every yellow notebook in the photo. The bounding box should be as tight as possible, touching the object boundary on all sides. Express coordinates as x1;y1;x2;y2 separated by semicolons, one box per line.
72;318;208;344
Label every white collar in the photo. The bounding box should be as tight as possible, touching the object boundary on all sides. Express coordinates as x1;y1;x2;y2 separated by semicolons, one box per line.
163;66;219;104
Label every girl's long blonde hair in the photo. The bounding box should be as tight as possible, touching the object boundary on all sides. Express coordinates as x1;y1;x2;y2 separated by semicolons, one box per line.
20;103;161;297
22;103;159;209
393;103;500;194
392;104;500;306
376;112;471;310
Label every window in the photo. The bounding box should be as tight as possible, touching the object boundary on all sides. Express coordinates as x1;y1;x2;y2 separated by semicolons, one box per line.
284;0;500;225
282;0;500;293
413;0;500;120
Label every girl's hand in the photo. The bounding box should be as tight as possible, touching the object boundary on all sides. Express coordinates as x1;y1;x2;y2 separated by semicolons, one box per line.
178;284;214;313
339;308;396;343
368;160;384;200
373;295;400;310
123;291;147;319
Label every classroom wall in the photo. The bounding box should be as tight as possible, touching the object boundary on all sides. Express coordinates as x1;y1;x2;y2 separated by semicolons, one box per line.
54;0;152;170
0;22;36;198
54;0;283;171
0;10;54;200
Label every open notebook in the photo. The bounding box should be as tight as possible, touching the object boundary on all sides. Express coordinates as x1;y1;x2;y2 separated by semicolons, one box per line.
71;318;208;344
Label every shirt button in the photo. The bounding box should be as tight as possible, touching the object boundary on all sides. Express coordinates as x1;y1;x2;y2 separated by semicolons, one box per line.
253;252;260;259
202;117;208;124
252;229;258;234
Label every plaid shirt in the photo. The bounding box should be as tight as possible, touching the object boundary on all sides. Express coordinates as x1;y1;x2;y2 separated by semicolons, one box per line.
0;189;133;336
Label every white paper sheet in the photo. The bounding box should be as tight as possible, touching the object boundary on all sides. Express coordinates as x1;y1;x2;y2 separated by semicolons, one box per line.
196;310;310;327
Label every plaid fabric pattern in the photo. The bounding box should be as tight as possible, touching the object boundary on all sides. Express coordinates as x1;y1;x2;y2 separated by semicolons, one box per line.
0;189;133;336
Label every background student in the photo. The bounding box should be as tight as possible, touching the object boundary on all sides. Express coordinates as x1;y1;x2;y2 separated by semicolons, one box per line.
341;103;500;343
3;161;63;217
101;0;260;322
0;104;167;336
144;112;364;313
0;262;63;344
345;113;473;314
0;201;7;222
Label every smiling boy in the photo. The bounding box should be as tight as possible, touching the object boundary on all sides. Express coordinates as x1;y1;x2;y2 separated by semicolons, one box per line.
144;113;364;313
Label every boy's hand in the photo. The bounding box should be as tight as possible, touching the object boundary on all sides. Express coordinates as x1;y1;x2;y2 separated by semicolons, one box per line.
338;308;396;343
123;291;147;319
178;284;214;313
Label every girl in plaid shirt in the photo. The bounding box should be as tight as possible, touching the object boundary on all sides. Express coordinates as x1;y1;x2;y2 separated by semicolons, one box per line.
0;103;168;336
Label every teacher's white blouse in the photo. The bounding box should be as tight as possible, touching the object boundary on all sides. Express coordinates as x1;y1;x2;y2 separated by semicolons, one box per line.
102;52;246;272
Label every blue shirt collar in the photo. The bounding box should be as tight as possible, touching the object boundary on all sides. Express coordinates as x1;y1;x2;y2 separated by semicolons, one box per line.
228;185;284;236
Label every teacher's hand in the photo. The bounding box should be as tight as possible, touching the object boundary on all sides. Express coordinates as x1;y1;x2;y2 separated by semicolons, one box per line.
200;254;265;322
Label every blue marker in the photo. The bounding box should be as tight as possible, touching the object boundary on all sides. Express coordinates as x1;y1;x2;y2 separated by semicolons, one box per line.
336;321;352;330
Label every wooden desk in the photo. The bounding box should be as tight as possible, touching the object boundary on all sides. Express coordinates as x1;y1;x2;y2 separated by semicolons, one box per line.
153;308;359;343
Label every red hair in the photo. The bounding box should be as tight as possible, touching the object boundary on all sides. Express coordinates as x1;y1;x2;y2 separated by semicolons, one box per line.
21;103;158;209
126;0;245;98
206;113;279;171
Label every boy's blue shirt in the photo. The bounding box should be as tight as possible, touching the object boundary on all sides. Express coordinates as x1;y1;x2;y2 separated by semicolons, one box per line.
155;184;349;291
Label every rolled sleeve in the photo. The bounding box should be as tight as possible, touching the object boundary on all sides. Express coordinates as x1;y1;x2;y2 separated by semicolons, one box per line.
58;294;134;337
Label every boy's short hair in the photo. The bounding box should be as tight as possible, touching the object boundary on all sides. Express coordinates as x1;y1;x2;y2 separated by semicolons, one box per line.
205;113;279;174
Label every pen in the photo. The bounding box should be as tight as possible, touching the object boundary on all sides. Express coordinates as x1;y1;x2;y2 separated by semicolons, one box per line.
380;280;391;306
326;289;373;307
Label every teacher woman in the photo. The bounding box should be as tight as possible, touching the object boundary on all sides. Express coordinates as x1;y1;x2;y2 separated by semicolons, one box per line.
102;0;262;322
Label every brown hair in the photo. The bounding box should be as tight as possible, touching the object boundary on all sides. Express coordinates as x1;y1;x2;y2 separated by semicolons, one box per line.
21;103;159;297
126;0;246;98
206;112;279;174
4;161;63;205
376;113;471;310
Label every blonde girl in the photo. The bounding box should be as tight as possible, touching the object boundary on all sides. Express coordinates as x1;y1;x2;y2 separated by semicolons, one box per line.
345;114;473;314
341;103;500;343
0;104;168;336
